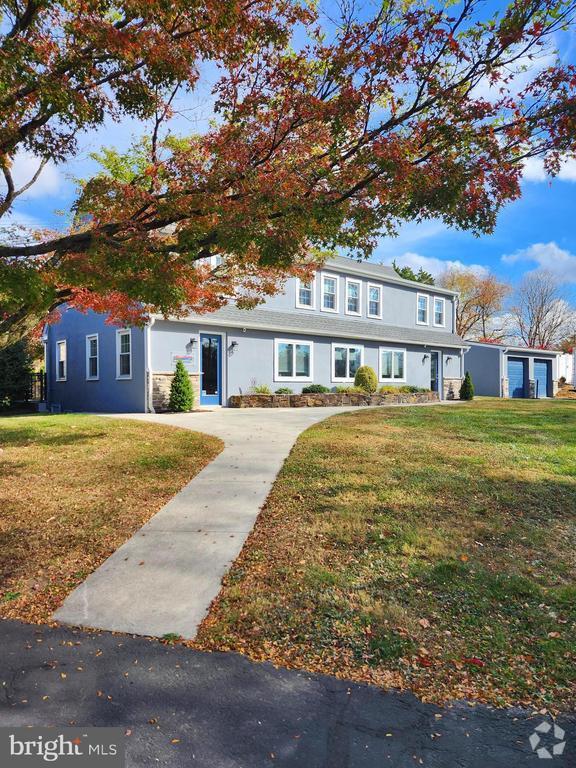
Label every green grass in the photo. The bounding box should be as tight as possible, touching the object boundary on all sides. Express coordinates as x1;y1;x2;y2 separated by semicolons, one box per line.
195;399;576;710
0;414;222;623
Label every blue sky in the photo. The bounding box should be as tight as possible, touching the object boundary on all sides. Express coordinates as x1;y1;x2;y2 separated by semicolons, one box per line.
3;1;576;303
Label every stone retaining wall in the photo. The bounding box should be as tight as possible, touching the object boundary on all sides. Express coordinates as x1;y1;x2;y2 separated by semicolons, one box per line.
228;391;439;408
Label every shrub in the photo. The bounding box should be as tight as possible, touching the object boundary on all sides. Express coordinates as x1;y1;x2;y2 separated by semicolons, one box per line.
378;384;430;394
275;387;293;394
302;384;330;393
459;371;475;400
0;339;34;408
559;376;567;387
168;360;194;411
354;365;378;393
334;385;364;393
251;384;272;394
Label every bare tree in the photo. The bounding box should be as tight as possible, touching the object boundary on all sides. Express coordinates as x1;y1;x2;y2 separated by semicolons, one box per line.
510;271;576;348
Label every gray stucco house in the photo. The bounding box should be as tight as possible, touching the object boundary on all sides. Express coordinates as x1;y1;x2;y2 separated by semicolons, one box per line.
463;340;561;399
44;256;467;411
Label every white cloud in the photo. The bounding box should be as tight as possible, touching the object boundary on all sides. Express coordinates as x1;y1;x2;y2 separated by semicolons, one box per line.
379;251;489;278
521;156;576;183
0;150;62;199
501;241;576;282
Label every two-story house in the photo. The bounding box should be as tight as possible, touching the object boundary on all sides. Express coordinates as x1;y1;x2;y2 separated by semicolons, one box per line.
44;256;467;411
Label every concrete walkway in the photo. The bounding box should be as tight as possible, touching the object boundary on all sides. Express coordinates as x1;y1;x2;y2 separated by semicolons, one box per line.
54;403;451;639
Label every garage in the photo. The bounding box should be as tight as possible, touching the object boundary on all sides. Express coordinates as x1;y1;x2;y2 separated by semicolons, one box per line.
508;357;527;398
534;359;551;398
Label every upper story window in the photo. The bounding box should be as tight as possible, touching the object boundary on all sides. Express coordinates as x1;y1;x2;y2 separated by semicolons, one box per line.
56;340;67;382
380;348;406;382
332;343;363;381
116;329;132;379
434;297;445;327
274;339;313;381
417;293;429;325
321;273;339;313
296;277;316;309
345;278;361;316
86;334;99;380
367;283;382;318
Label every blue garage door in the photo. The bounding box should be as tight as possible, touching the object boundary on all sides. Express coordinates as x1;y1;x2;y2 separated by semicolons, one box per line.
534;360;551;398
508;358;527;398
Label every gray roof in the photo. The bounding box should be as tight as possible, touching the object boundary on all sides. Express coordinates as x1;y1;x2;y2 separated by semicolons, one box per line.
172;305;466;348
466;340;562;355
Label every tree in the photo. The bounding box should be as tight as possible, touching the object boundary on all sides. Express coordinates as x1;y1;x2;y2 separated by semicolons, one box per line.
168;360;194;412
0;338;34;406
392;261;434;286
459;372;475;401
510;270;576;348
354;365;378;393
1;0;576;349
439;268;511;339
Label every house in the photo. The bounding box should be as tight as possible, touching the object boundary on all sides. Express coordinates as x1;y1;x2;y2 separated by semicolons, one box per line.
557;351;574;385
463;341;561;399
44;256;467;411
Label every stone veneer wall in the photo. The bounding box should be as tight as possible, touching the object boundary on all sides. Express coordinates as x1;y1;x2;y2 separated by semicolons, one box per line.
229;391;439;408
152;372;200;411
442;378;462;400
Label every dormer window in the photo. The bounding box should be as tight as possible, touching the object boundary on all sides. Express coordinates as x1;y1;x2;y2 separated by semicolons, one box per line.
296;277;315;309
321;273;339;313
417;293;429;325
345;278;361;316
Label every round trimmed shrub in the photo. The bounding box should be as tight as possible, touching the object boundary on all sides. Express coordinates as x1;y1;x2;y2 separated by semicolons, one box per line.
354;365;378;393
302;384;330;393
459;371;475;401
168;360;194;411
275;387;293;394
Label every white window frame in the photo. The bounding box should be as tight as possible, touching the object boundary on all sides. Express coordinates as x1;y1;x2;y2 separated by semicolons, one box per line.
367;283;383;319
331;343;364;382
320;272;340;313
379;347;407;383
295;276;316;310
433;297;446;327
417;293;429;325
274;338;313;382
345;277;362;316
85;333;99;381
116;329;132;380
56;340;67;382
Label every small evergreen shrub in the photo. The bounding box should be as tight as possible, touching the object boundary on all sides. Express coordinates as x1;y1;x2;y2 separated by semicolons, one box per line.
275;387;293;394
378;384;430;394
459;371;475;400
251;384;272;394
559;376;566;387
354;366;378;393
168;360;194;411
302;384;330;393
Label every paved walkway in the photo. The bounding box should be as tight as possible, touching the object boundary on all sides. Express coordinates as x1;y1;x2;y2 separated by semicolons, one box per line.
54;404;452;639
1;620;574;768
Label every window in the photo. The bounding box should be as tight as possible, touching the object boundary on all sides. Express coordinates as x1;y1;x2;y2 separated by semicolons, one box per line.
321;273;339;312
332;344;363;381
434;297;445;327
345;278;361;316
116;330;132;379
380;348;406;381
417;293;429;325
86;334;99;380
56;340;67;381
296;277;316;309
274;339;313;381
367;283;382;318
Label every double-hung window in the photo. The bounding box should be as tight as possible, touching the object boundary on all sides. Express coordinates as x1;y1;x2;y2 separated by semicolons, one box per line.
367;283;382;318
296;277;315;309
116;330;132;379
86;334;99;380
274;339;313;381
345;278;361;316
321;274;339;312
56;340;67;381
417;293;429;325
380;348;406;382
433;297;445;327
332;344;363;381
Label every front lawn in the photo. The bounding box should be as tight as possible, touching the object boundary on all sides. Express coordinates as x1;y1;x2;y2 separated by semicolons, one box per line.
0;414;222;623
195;399;576;710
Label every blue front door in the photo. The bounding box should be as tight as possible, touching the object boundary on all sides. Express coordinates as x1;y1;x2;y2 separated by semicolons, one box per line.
200;334;222;405
508;357;527;398
534;360;551;398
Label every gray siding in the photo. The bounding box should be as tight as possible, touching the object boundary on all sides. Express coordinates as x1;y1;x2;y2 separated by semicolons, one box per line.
46;309;146;412
464;344;502;397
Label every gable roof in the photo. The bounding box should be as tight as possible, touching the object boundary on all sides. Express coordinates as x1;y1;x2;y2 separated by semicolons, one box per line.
166;305;466;348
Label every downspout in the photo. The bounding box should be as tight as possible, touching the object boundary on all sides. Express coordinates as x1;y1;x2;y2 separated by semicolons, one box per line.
144;317;156;413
